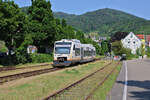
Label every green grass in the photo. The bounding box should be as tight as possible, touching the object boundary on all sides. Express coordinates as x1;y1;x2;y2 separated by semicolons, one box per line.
89;63;122;100
96;55;105;59
0;60;111;100
0;65;52;77
0;61;52;69
15;62;52;68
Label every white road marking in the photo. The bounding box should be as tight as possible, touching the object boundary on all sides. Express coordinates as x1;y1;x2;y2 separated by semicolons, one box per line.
123;61;128;100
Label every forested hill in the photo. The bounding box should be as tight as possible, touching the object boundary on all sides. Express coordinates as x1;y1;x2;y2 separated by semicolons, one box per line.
54;8;150;36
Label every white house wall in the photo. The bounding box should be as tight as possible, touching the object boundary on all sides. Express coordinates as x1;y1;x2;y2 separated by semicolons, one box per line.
122;32;141;54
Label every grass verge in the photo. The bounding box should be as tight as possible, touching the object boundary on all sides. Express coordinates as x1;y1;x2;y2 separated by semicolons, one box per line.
0;62;52;68
89;62;122;100
0;60;111;100
0;65;52;77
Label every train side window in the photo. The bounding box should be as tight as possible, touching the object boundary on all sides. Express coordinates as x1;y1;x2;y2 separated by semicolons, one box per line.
73;45;75;50
75;48;80;56
84;50;86;57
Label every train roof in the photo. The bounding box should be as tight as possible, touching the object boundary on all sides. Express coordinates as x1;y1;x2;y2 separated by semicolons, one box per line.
55;39;95;50
81;44;95;50
81;44;93;47
55;39;81;43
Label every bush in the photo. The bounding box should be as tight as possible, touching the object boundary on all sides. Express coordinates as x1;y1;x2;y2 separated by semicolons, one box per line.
112;41;131;56
0;55;16;66
126;54;138;60
112;41;134;59
146;46;150;57
0;41;8;53
14;34;33;64
30;53;53;63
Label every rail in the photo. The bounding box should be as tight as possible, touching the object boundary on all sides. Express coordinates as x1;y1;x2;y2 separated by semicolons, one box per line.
42;61;115;100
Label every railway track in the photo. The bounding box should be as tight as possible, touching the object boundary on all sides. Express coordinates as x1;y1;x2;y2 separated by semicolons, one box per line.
0;58;103;72
42;61;119;100
0;63;51;72
0;67;60;84
85;62;120;100
0;58;103;85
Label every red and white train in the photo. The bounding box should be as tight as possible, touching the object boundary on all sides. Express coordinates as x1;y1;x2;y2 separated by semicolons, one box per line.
53;39;96;67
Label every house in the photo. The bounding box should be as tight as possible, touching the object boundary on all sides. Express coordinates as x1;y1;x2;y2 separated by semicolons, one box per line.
136;34;150;47
122;32;142;54
146;35;150;42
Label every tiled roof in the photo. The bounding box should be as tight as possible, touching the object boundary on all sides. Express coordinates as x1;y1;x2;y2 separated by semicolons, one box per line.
136;34;144;39
146;35;150;42
136;34;150;42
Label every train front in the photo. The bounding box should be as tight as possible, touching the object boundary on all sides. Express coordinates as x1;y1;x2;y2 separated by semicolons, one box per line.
53;40;72;67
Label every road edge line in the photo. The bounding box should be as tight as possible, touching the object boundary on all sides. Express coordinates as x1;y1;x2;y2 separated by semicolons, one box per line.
122;61;128;100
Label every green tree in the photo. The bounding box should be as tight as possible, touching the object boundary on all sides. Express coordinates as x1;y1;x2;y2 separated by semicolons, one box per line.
0;0;27;52
62;19;67;27
0;41;8;52
112;41;131;57
140;44;145;57
101;40;109;55
146;46;150;57
28;0;57;52
15;34;33;64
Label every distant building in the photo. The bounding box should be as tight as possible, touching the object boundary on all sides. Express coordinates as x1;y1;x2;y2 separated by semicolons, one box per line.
27;45;37;54
122;32;142;54
146;35;150;47
146;35;150;42
90;36;107;47
99;37;107;41
136;34;150;46
136;34;144;40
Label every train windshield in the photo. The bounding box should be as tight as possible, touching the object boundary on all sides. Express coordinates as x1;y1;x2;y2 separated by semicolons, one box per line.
55;42;72;54
55;47;70;54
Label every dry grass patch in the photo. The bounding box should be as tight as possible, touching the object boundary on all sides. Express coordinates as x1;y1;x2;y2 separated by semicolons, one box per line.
0;65;52;77
0;60;111;100
49;61;118;100
15;62;52;68
89;62;122;100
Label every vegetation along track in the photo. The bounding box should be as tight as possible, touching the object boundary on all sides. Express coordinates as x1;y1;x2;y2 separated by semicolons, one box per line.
0;58;102;84
42;61;119;100
0;67;60;84
0;58;102;72
0;63;51;72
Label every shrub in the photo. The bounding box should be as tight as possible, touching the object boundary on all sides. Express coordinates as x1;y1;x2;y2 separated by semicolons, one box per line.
30;53;53;63
146;46;150;57
14;34;33;64
136;48;141;56
112;41;134;59
0;41;8;53
112;41;131;56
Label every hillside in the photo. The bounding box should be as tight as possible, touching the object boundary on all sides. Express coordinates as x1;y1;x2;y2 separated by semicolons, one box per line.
21;7;150;36
54;8;150;36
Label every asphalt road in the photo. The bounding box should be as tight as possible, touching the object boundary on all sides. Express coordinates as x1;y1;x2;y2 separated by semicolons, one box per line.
106;59;150;100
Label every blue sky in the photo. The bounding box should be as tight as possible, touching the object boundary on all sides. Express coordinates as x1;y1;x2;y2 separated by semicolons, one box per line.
14;0;150;20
